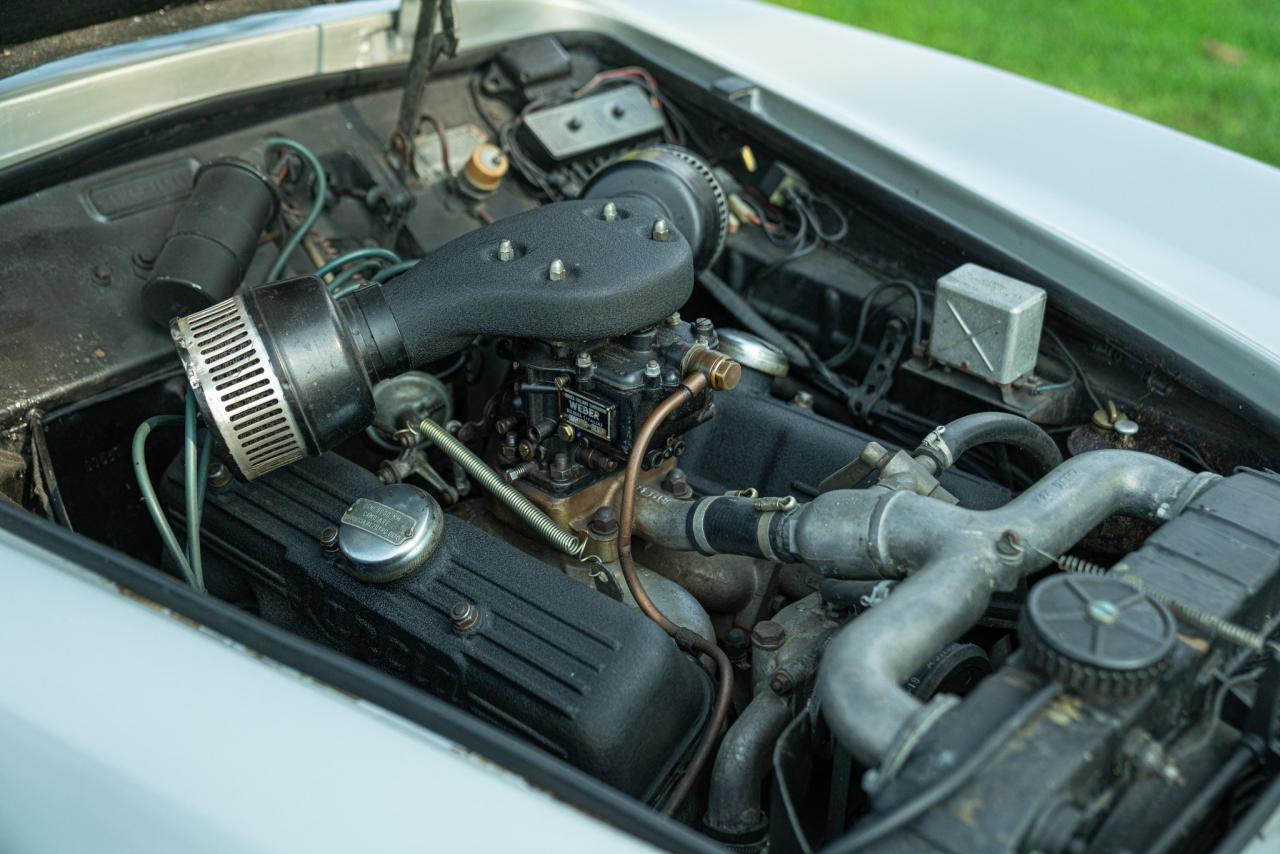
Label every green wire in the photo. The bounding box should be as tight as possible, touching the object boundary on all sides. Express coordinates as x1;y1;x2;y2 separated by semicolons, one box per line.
314;247;401;279
329;259;422;299
132;416;197;589
265;136;328;282
197;431;212;510
183;395;207;593
328;259;386;295
372;259;420;283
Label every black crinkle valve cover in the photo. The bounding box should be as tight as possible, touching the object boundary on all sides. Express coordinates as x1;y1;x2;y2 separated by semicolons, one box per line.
161;453;711;801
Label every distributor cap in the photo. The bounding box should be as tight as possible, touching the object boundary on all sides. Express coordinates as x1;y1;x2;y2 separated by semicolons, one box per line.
1019;573;1175;699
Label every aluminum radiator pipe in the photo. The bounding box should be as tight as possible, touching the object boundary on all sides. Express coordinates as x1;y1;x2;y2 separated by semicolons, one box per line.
632;450;1216;775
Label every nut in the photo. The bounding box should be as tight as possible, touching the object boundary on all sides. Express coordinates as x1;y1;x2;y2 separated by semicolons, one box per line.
319;526;340;552
208;462;234;489
651;218;670;241
662;468;693;499
450;601;480;631
587;506;620;539
548;259;566;282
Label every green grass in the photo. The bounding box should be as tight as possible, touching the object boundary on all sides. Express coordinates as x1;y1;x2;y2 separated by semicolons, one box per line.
768;0;1280;168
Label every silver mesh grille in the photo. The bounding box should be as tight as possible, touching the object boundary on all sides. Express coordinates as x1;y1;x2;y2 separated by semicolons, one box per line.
172;296;306;480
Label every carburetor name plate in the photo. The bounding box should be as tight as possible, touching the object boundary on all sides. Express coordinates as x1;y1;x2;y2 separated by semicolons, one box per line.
560;387;616;440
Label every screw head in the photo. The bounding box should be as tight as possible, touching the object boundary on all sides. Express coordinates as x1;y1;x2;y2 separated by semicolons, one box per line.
557;422;576;442
651;219;670;241
602;201;618;222
497;239;515;262
792;391;815;410
665;311;682;327
996;529;1023;557
548;259;566;282
450;601;480;631
91;264;112;286
694;317;714;335
576;352;593;369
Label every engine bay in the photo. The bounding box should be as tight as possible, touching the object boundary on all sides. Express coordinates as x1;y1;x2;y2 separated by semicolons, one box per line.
5;29;1280;853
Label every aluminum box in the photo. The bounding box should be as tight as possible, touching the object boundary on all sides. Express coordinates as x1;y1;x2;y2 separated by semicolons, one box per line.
928;263;1046;384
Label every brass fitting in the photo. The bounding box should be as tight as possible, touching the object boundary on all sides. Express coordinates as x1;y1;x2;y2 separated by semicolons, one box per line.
683;345;742;391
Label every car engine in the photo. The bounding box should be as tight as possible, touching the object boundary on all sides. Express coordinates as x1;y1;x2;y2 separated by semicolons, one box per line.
4;29;1280;853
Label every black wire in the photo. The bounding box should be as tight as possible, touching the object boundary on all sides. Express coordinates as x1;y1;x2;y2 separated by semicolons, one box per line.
1043;327;1105;412
1171;438;1218;474
467;71;503;138
826;683;1061;853
826;280;925;369
795;191;848;242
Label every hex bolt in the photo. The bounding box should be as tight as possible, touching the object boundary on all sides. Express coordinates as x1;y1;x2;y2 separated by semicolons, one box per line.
548;259;566;282
752;621;786;651
792;390;815;410
602;201;619;222
694;317;714;336
550;451;572;482
208;462;234;489
769;670;795;695
319;526;340;553
644;359;662;378
497;239;515;262
503;460;539;483
651;219;671;241
450;601;480;631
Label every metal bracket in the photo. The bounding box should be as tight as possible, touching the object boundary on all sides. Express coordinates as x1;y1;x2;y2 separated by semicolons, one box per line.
847;318;908;421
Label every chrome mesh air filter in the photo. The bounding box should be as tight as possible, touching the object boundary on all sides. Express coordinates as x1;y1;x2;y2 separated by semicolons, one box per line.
172;295;307;479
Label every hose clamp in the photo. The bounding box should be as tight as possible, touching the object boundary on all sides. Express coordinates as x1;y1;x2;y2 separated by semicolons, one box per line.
863;693;961;796
915;425;954;472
